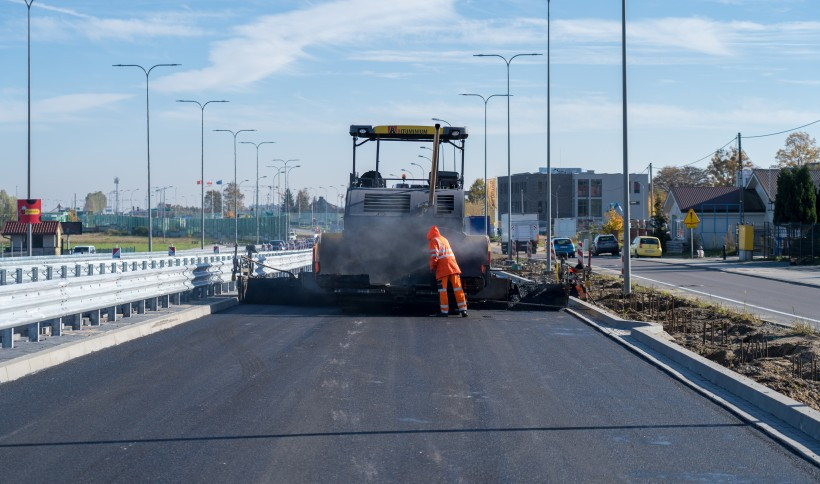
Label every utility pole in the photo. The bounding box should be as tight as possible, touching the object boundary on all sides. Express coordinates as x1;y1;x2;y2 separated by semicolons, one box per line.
649;163;653;218
738;132;744;224
621;0;632;296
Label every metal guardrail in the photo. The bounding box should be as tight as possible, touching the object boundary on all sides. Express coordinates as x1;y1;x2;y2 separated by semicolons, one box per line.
0;250;312;349
0;247;307;286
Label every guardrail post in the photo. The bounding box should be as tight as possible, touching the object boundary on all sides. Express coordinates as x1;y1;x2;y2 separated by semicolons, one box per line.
111;263;117;274
172;293;182;305
28;323;40;342
99;263;105;275
121;262;127;272
69;314;82;330
0;269;6;285
106;306;117;322
51;319;62;336
142;261;147;270
15;268;22;284
89;310;101;326
2;328;13;348
122;303;132;318
60;266;67;279
46;267;53;280
75;264;81;277
87;263;93;276
160;260;165;268
161;295;169;308
32;267;38;282
136;300;146;314
151;261;157;269
148;297;158;311
214;283;223;295
207;284;215;297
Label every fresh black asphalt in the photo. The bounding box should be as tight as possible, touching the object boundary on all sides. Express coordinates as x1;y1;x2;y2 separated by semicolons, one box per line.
0;305;817;482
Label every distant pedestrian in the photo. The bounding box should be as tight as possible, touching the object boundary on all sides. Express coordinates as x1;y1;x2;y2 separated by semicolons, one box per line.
427;225;468;317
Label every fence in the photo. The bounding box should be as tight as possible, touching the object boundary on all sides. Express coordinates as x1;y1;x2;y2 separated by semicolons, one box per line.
0;249;312;349
753;223;819;262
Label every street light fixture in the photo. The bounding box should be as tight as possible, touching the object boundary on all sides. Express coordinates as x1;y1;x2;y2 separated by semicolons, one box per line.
177;99;228;249
459;92;510;237
241;140;276;245
23;0;34;255
213;128;256;251
114;62;181;252
410;162;425;180
474;52;542;259
431;118;456;171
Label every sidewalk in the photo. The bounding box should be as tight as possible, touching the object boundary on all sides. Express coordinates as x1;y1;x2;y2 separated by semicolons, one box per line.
640;257;820;289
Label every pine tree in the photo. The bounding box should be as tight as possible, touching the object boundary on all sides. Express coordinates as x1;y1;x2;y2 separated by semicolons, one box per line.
773;169;793;225
794;165;817;223
651;198;671;251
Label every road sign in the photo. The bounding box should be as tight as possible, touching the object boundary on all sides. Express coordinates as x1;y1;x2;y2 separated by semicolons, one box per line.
112;247;121;259
168;246;176;257
684;209;700;229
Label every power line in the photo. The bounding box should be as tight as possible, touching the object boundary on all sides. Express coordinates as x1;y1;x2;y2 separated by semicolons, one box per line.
682;137;737;167
743;118;820;139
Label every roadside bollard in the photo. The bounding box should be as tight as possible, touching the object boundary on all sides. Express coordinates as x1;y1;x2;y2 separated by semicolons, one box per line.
723;245;726;260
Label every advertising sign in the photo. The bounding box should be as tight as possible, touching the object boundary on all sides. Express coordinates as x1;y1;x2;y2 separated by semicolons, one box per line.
17;199;42;224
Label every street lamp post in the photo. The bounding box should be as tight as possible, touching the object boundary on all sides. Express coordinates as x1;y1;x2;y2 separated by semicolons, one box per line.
459;93;509;236
285;166;301;237
410;162;425;180
114;62;180;252
24;0;34;256
621;0;632;295
177;99;228;249
213;128;256;252
474;52;541;260
270;168;285;239
271;159;299;239
431;118;456;171
240;141;276;245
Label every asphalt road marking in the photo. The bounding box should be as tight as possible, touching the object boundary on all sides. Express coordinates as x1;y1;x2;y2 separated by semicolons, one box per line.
595;267;820;325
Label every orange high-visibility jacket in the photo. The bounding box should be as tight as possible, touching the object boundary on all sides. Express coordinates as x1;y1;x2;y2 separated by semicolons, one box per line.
427;226;462;280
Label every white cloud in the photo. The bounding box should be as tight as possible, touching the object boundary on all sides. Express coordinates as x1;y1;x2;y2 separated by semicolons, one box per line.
153;0;455;93
0;93;132;123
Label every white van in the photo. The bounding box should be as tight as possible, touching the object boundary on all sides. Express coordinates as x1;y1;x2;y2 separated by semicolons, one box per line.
288;231;297;242
72;245;96;255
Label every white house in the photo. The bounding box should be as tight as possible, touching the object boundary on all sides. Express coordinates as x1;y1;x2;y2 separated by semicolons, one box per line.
663;187;766;250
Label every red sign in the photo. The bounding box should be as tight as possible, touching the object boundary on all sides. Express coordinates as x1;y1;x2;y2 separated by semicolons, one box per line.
112;247;121;259
168;246;176;257
17;199;42;224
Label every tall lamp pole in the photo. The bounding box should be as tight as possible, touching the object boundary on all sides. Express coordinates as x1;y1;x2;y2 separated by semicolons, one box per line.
270;168;285;239
431;118;456;171
474;52;542;260
23;0;34;256
177;99;228;249
621;0;632;295
240;141;276;245
459;93;509;236
410;162;425;179
213;129;255;252
285;165;301;237
271;159;299;239
114;62;180;252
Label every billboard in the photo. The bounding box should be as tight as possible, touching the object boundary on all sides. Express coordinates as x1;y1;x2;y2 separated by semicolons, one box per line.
17;199;42;224
487;178;497;209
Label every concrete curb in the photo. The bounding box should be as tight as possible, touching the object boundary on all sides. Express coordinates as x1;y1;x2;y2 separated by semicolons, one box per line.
638;257;820;290
567;297;820;462
0;298;238;385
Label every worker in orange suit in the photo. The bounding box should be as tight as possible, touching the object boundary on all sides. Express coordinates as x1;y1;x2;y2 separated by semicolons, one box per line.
427;225;468;318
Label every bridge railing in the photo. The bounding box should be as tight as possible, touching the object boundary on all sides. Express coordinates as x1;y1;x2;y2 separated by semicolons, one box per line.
0;250;312;349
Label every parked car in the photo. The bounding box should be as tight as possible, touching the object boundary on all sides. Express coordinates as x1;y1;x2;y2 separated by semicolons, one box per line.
269;240;286;251
71;245;96;255
592;234;620;256
551;238;576;258
630;236;662;258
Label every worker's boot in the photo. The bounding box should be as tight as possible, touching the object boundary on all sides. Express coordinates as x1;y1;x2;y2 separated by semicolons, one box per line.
460;310;468;318
436;312;448;318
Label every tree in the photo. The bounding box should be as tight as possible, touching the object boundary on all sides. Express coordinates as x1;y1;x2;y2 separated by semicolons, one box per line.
773;168;794;225
204;189;222;214
83;191;107;214
650;198;671;251
794;165;818;224
281;189;295;213
0;190;16;227
222;182;245;216
707;148;752;187
775;131;820;168
296;189;311;212
654;166;710;192
467;178;485;204
600;207;623;236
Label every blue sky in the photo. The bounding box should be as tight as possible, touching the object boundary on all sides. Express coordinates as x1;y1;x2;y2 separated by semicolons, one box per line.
1;0;819;210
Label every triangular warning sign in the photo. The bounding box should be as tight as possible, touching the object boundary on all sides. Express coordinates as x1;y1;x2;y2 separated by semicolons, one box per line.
684;209;700;226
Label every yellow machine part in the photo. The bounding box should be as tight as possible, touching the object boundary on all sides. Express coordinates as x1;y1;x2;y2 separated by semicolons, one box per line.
738;224;754;251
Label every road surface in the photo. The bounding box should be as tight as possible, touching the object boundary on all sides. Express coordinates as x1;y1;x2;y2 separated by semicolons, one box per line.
591;255;819;327
0;305;817;482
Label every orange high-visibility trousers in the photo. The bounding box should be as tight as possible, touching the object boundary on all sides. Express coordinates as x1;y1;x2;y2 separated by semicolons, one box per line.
438;274;467;314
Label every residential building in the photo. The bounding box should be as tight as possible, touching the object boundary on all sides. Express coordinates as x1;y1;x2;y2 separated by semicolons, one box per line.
746;167;820;224
663;187;766;250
